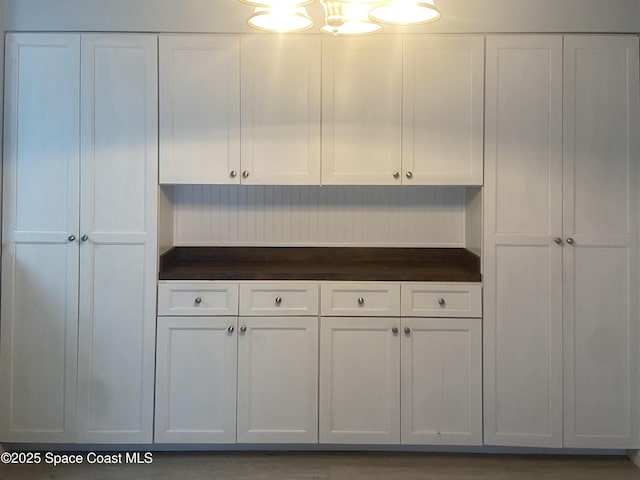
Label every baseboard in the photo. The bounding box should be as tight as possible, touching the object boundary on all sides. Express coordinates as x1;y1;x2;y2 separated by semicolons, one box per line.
627;450;640;468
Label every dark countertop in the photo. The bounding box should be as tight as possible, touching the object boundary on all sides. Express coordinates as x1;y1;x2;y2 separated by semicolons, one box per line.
159;247;481;282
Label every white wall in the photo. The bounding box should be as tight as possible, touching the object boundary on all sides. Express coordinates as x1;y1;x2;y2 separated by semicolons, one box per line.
3;0;640;33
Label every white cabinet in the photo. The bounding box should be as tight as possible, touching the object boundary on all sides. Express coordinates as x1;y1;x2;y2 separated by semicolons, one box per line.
240;36;321;185
319;283;482;446
403;36;484;185
562;35;639;449
159;35;320;185
155;283;239;443
0;33;81;443
322;36;483;186
319;317;401;444
322;37;403;185
401;317;482;445
159;35;240;184
155;316;238;443
237;316;319;443
155;281;319;444
484;35;639;449
0;33;158;444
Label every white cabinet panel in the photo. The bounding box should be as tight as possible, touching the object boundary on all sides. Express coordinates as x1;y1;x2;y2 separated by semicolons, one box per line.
155;317;238;443
319;317;400;444
401;318;482;445
76;34;157;444
158;281;239;316
241;36;320;185
322;37;402;185
0;33;80;443
237;317;318;443
403;36;484;185
401;283;482;318
159;35;240;184
562;35;639;448
321;283;400;317
483;35;564;448
239;282;319;316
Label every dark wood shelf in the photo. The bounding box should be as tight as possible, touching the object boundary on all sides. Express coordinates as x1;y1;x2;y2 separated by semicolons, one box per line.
159;247;481;282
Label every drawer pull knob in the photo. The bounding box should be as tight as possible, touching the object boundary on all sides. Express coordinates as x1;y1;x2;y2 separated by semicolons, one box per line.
68;235;76;242
566;238;575;245
240;325;247;334
81;235;89;242
554;237;563;245
194;297;202;305
438;298;446;306
275;297;282;306
227;326;235;334
392;327;399;335
358;297;365;306
404;327;411;335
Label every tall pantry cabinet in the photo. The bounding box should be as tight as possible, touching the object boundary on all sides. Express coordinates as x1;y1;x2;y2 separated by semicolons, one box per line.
484;35;639;449
0;34;158;443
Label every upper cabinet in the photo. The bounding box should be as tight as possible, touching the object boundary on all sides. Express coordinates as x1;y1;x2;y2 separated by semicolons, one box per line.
159;36;240;184
159;35;320;185
241;36;321;185
403;36;484;185
322;37;403;185
159;34;483;186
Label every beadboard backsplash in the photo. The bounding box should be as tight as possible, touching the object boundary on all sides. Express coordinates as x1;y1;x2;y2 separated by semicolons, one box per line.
170;185;467;247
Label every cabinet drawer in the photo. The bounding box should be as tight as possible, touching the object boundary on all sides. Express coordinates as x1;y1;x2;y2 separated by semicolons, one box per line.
158;282;239;316
239;283;319;316
401;283;482;318
321;283;400;317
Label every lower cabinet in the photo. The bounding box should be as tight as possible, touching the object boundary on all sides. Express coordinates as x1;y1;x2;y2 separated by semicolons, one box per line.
155;316;238;443
155;281;481;446
319;316;482;445
155;281;319;444
237;316;318;443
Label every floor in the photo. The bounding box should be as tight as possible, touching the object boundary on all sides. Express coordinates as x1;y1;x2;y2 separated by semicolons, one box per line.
1;452;640;480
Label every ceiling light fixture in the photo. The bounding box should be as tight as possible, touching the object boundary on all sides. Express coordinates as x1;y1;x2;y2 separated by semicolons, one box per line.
240;0;441;35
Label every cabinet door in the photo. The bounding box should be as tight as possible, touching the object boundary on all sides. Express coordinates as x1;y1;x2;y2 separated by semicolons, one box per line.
237;317;318;443
319;317;400;444
322;37;402;185
403;36;484;185
563;35;640;449
483;36;564;448
241;36;320;185
155;317;238;443
76;34;158;444
0;33;80;443
401;318;482;445
159;35;240;184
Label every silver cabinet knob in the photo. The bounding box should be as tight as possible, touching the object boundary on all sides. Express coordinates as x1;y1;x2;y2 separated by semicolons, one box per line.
438;298;446;306
81;235;89;242
227;326;235;333
68;235;76;242
393;171;400;179
242;171;249;178
392;327;399;335
275;296;282;306
357;297;365;306
566;238;575;245
194;297;202;305
230;170;238;178
404;327;411;335
554;237;563;245
405;171;414;179
240;325;247;333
